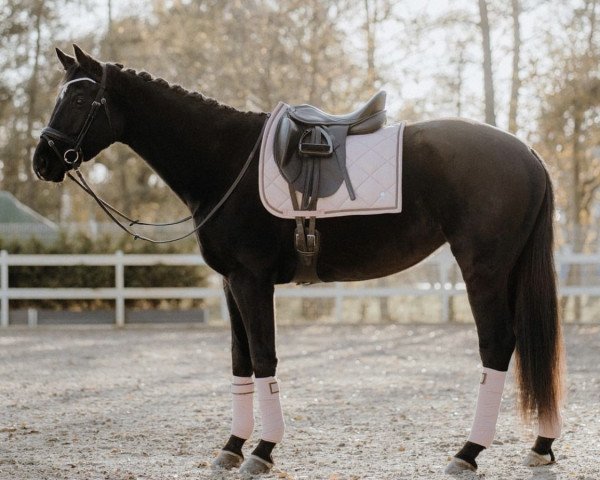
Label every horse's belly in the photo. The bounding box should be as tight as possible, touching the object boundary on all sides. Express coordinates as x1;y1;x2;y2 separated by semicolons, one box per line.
315;212;445;282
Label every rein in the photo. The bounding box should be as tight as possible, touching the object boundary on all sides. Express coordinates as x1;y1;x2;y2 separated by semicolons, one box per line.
40;63;269;243
66;121;266;244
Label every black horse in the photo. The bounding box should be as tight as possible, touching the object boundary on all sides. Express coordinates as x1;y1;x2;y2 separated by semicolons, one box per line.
33;46;564;475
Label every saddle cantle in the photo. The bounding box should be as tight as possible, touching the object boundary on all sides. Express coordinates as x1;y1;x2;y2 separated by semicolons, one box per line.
272;92;387;284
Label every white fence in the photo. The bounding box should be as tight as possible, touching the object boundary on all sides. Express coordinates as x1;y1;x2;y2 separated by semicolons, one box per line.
1;249;599;327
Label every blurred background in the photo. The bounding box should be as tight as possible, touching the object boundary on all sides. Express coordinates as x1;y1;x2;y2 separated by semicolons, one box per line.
0;0;599;324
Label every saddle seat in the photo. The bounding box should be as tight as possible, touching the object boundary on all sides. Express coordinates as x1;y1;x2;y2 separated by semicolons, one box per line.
287;91;386;135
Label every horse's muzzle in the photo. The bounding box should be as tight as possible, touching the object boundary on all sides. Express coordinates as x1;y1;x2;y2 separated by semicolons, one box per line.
32;143;65;182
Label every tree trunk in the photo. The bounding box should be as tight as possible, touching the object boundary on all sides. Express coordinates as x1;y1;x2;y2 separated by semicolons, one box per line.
561;112;584;321
508;0;521;133
478;0;496;125
364;0;377;89
307;1;323;105
587;0;597;55
455;45;467;116
24;0;45;198
107;0;116;58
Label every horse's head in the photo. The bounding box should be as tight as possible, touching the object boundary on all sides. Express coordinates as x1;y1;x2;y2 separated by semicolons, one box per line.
33;45;123;182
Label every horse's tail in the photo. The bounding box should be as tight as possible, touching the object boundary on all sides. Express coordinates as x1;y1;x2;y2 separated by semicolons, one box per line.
512;153;564;425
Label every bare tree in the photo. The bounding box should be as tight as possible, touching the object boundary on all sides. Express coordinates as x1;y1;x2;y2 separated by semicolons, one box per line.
508;0;522;133
362;0;395;91
478;0;496;126
537;0;600;319
0;0;65;215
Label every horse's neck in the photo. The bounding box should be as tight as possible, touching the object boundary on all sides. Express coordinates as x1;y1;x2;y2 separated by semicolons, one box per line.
116;74;263;208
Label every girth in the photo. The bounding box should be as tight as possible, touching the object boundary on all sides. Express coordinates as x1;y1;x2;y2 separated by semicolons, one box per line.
273;92;387;284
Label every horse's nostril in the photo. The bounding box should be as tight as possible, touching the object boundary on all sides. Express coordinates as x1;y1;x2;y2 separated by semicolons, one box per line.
33;153;65;182
34;155;49;180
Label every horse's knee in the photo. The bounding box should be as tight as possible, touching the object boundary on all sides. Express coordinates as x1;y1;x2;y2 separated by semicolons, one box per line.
252;356;278;378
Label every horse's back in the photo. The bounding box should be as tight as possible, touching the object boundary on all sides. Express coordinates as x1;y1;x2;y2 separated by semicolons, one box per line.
404;117;545;181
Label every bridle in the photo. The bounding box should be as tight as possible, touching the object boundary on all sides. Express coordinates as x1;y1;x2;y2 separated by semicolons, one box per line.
39;63;268;243
40;64;113;169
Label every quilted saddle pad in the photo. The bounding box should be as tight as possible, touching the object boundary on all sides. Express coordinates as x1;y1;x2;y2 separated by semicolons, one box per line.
259;102;404;219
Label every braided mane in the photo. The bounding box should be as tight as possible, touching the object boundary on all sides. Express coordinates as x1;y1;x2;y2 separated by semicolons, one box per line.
120;67;255;117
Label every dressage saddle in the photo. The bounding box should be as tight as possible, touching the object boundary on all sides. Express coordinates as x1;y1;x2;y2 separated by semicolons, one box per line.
273;91;387;283
274;91;387;210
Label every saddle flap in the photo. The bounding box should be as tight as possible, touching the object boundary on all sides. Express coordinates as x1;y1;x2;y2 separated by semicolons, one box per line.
274;110;349;204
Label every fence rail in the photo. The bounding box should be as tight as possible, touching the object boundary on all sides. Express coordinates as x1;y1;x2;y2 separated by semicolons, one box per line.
1;249;599;326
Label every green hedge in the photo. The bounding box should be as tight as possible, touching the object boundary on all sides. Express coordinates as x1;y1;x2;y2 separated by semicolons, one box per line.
0;233;210;310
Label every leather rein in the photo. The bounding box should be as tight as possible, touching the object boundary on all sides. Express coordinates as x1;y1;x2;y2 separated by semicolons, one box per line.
40;63;267;244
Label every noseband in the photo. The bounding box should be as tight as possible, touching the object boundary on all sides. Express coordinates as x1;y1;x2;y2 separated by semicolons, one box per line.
40;64;113;168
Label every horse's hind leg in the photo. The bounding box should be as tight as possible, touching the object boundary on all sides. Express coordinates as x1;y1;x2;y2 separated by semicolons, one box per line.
445;262;516;474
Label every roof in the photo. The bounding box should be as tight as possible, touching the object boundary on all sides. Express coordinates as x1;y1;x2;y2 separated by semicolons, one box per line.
0;191;58;228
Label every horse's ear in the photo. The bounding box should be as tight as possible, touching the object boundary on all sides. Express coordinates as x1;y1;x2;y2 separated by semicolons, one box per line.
72;44;103;79
56;47;76;70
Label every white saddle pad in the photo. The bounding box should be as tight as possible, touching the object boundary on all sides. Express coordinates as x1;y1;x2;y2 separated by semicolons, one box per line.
259;102;404;219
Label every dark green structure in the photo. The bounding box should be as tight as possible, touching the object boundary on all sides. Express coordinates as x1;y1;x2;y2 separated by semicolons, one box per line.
0;191;58;240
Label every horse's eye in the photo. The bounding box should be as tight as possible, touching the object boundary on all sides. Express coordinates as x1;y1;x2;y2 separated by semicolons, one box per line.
75;97;85;106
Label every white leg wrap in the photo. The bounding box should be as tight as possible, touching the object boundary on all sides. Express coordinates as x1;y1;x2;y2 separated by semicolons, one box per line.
468;367;507;448
231;376;254;440
538;412;562;438
256;376;285;443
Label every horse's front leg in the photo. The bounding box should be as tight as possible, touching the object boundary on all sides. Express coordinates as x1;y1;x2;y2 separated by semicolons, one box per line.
212;279;255;470
213;272;283;475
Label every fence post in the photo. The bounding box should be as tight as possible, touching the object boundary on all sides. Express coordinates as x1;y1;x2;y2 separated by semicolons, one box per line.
220;290;228;322
1;250;8;327
115;250;125;327
27;308;38;327
439;250;452;323
334;282;344;322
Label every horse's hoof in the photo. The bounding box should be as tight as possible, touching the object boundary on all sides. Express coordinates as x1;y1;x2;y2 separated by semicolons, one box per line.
445;457;477;475
523;450;555;467
239;454;273;475
212;450;243;470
